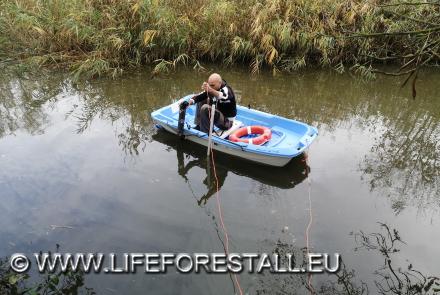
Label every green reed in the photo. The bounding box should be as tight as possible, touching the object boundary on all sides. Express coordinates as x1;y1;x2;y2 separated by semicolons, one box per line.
1;0;438;79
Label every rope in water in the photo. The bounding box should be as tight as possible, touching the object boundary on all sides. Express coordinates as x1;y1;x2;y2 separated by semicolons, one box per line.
207;104;244;295
206;102;312;294
304;153;315;294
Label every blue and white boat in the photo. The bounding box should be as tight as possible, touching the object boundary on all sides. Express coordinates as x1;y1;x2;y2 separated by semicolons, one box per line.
151;95;318;167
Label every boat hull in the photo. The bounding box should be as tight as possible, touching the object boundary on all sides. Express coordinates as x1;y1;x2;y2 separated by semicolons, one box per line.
155;122;293;167
151;96;318;167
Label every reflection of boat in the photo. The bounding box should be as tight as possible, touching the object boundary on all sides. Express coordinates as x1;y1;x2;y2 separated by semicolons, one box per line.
151;95;318;167
152;131;309;192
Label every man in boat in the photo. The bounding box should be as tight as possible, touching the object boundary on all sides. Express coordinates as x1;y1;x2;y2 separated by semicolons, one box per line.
185;73;237;133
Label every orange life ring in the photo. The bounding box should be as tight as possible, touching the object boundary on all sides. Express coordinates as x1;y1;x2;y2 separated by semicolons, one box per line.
229;125;272;145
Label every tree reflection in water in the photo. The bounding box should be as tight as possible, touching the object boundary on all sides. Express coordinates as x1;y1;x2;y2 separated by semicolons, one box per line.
362;107;440;214
2;69;439;207
0;69;66;138
253;240;368;295
0;69;177;155
254;223;439;295
353;223;439;295
67;79;160;156
0;246;94;295
2;69;440;294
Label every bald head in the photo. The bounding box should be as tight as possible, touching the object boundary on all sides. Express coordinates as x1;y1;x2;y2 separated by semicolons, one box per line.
208;73;223;90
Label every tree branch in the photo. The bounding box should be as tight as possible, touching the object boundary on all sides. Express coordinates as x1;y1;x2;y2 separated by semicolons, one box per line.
378;2;440;8
346;26;440;38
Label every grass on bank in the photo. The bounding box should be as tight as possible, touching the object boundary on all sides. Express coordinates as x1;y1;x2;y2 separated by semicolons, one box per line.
0;0;439;80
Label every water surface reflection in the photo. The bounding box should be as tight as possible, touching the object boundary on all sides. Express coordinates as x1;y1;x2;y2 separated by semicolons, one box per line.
1;67;439;294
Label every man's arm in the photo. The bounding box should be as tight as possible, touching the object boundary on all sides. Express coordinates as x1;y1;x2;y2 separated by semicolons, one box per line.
203;84;232;101
189;91;207;105
217;86;232;101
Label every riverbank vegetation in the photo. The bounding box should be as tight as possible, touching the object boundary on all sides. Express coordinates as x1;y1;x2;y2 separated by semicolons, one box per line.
0;0;439;82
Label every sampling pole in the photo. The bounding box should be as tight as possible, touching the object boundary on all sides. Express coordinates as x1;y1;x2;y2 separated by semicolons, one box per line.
207;97;217;156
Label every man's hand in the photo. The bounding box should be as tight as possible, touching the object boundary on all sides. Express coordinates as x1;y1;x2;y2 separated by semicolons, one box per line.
201;82;219;97
202;82;210;93
179;100;189;110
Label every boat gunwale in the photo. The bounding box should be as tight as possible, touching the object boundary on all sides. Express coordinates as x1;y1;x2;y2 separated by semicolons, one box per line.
151;95;318;158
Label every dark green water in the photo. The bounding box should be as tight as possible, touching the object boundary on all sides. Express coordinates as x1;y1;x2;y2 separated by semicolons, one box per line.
0;67;439;294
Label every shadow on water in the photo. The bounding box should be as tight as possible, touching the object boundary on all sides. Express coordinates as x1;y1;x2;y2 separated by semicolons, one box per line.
152;130;310;197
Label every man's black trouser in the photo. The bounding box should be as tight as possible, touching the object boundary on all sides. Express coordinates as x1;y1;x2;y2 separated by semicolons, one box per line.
194;100;232;133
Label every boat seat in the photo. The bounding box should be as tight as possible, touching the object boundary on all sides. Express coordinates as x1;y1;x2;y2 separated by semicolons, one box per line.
218;120;244;139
